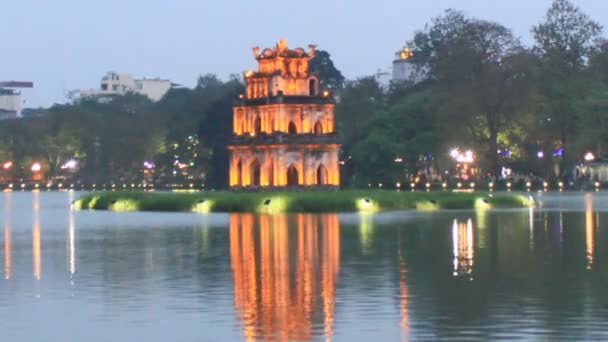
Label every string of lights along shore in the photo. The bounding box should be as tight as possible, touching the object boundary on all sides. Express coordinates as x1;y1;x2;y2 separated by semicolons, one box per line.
228;39;341;189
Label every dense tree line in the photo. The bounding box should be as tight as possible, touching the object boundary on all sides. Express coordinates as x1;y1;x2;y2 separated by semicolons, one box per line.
341;0;608;187
0;0;606;189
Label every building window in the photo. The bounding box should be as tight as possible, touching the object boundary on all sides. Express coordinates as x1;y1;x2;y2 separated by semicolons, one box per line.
287;165;299;186
112;85;119;91
309;79;317;96
101;84;108;91
316;164;328;185
254;116;262;135
288;121;297;134
251;159;261;186
313;120;323;134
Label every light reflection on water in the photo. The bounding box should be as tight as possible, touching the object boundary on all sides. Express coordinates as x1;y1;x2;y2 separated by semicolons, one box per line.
0;192;608;341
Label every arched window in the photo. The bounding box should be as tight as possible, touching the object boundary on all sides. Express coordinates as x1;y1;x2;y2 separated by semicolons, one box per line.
316;164;328;185
288;121;297;134
309;79;317;96
236;159;242;186
267;158;274;186
254;116;262;135
287;164;299;186
313;120;323;134
251;159;261;186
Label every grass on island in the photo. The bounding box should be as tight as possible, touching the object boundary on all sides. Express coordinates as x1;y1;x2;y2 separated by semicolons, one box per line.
73;190;534;214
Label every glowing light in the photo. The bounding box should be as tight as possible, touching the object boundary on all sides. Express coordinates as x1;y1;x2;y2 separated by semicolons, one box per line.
2;161;12;170
536;151;544;159
450;148;459;159
451;148;474;163
394;157;403;163
245;70;254;77
526;182;532;188
396;182;401;189
442;183;447;188
584;152;596;162
143;161;155;169
61;159;78;170
489;182;494;188
31;162;41;172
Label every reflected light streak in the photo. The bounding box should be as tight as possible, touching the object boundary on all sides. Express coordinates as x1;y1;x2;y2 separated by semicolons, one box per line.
585;194;595;270
398;236;409;339
529;207;534;251
4;193;11;280
452;218;474;277
69;210;76;277
33;192;41;280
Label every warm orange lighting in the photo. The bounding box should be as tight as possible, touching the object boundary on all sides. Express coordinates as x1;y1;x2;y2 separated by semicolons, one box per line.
452;218;474;277
2;161;12;170
230;214;340;341
230;40;340;188
33;192;41;280
398;47;414;60
585;194;595;270
4;224;10;280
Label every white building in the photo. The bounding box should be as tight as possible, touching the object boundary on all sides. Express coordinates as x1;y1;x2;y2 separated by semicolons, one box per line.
392;47;425;83
374;68;392;91
80;72;172;102
0;81;34;119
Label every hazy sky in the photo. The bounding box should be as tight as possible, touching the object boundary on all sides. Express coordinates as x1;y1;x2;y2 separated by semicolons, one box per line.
2;0;606;107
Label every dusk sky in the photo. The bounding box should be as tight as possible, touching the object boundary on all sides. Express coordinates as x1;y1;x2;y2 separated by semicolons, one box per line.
2;0;607;108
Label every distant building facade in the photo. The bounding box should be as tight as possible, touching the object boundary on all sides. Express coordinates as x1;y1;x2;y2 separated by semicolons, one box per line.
80;72;171;102
0;81;34;119
392;47;425;83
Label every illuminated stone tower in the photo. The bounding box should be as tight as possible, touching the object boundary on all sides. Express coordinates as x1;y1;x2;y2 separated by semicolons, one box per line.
228;39;340;189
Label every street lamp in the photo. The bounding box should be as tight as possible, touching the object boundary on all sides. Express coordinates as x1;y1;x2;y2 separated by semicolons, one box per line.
31;162;42;172
584;152;596;162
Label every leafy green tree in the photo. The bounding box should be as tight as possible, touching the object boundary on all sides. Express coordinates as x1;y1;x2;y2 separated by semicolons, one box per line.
410;10;531;177
531;0;603;174
351;91;439;186
309;50;345;90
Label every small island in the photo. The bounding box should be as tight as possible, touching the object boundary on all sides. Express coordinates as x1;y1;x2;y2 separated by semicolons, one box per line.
74;190;533;214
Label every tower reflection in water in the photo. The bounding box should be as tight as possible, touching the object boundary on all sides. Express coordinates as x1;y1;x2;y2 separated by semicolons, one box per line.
452;218;474;277
229;214;340;341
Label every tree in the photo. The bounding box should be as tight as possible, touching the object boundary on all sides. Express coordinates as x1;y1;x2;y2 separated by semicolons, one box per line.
532;0;602;70
309;50;345;90
351;91;439;186
409;10;530;177
531;0;603;174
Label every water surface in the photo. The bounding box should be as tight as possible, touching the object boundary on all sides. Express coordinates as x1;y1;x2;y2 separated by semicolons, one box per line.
1;191;608;341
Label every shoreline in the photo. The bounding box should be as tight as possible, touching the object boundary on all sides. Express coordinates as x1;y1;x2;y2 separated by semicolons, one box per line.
74;190;534;214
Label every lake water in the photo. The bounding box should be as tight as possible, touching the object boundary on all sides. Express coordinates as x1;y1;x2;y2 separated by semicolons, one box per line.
1;191;608;341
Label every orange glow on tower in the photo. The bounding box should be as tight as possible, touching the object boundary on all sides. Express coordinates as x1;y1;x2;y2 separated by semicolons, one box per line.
229;40;341;189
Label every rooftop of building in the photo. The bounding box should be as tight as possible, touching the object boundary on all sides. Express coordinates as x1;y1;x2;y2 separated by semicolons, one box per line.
253;39;316;60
